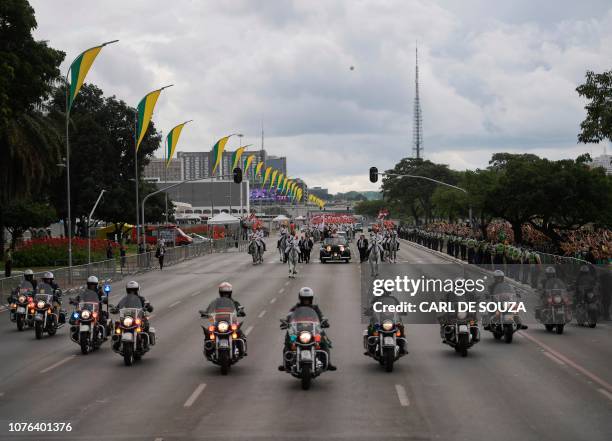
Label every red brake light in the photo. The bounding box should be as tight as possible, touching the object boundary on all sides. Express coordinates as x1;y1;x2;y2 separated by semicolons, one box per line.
92;312;98;319
314;334;321;343
208;325;215;332
135;318;142;325
231;323;238;331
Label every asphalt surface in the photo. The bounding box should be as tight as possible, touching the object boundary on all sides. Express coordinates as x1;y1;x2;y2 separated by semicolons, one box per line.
0;235;611;441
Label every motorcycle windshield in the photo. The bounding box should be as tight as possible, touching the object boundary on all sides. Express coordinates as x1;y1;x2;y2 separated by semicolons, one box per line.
206;297;237;322
372;296;400;324
119;308;143;319
18;281;34;295
78;302;99;312
36;283;54;296
288;306;321;335
490;282;518;302
34;294;53;304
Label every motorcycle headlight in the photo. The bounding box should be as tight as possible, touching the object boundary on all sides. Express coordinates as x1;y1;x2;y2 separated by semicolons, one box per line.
339;245;344;252
18;295;26;304
217;321;229;332
81;310;91;320
457;311;468;320
586;292;595;300
553;295;562;304
326;246;331;252
37;301;46;309
123;316;134;327
382;320;394;331
299;331;312;344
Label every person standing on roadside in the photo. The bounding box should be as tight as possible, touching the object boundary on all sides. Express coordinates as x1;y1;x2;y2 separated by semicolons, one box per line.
120;244;127;270
155;241;166;270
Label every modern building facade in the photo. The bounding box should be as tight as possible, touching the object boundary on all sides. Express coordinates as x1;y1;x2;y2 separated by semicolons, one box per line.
143;158;182;182
589;153;612;175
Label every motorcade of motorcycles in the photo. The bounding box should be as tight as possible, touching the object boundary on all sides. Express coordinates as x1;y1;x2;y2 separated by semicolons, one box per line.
199;297;247;375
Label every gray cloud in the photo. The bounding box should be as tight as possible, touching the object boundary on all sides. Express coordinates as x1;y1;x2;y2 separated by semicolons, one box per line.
30;0;612;192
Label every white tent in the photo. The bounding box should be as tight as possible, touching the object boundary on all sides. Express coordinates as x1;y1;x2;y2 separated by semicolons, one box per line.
272;215;290;222
294;215;306;221
207;212;240;225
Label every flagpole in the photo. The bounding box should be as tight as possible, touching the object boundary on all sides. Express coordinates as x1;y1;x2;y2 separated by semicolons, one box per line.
134;111;140;249
162;129;167;225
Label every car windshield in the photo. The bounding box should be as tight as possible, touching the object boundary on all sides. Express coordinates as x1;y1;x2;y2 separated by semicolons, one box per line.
324;238;347;246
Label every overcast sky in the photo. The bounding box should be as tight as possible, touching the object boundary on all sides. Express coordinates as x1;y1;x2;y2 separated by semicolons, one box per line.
30;0;612;192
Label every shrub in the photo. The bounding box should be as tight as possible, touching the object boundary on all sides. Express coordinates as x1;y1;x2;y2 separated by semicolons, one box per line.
12;238;118;267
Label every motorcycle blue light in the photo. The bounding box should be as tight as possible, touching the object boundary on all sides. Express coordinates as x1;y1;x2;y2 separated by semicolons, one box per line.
73;312;79;319
290;335;297;342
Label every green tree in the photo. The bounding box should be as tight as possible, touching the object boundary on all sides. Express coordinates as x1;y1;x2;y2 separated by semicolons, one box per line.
576;70;612;144
354;199;387;218
0;0;65;250
2;199;57;249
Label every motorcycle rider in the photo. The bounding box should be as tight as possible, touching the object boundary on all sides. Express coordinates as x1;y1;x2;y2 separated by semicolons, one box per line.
487;270;506;298
574;265;598;303
71;276;109;336
203;282;247;357
8;269;37;303
278;287;337;371
40;271;65;324
112;281;153;346
363;290;407;355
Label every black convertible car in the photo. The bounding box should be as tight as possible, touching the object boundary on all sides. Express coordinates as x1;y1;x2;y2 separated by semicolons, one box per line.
320;237;351;263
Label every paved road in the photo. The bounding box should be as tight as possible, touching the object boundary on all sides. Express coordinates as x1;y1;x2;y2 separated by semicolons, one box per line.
0;236;611;440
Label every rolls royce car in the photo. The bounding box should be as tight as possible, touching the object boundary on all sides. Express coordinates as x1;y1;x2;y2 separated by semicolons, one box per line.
320;237;351;263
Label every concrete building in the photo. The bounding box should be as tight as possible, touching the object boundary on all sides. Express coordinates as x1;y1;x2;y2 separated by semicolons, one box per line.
177;151;211;180
143;158;181;182
157;180;250;216
589;153;612;175
267;155;287;176
309;186;329;199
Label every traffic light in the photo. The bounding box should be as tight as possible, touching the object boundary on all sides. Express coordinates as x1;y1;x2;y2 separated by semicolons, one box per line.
369;167;378;183
233;167;242;184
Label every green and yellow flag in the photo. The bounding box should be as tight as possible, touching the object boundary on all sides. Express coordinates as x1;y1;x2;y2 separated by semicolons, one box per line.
136;89;163;150
211;135;232;175
231;147;246;170
282;177;289;194
276;173;284;190
255;162;264;177
263;166;272;185
67;41;118;110
243;154;255;177
166;120;191;166
270;170;279;189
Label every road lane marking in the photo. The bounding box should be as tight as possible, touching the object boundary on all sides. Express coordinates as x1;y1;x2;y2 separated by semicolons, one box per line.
519;331;612;394
0;392;4;397
184;383;207;408
40;355;75;374
245;326;254;336
169;300;182;308
284;281;290;286
278;288;285;294
542;351;566;366
270;297;277;304
598;388;612;402
191;291;200;297
395;384;410;407
258;310;266;318
154;438;163;441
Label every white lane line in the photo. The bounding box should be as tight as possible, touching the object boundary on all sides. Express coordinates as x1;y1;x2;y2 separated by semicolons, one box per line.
169;300;182;308
40;355;75;374
183;383;206;408
191;291;200;297
245;326;254;336
542;351;566;366
154;438;163;441
278;288;285;294
598;388;612;402
395;384;410;407
270;297;277;304
258;310;266;318
284;281;290;286
0;392;4;397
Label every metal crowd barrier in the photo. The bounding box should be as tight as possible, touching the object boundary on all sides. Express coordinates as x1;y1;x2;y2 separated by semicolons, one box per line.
1;239;247;300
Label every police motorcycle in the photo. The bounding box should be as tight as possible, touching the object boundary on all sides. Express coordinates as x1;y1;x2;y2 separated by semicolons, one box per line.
199;297;247;375
33;283;63;339
438;294;480;357
280;306;330;390
482;282;526;343
68;284;111;354
8;281;35;331
573;268;599;328
109;300;155;366
363;295;407;372
535;273;572;334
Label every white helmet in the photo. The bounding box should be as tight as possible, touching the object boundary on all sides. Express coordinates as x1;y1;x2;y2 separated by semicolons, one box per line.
87;276;99;285
24;269;34;276
219;282;233;297
298;287;314;305
126;280;140;293
43;271;54;280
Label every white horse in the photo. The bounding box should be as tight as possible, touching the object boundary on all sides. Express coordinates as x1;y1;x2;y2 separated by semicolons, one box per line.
278;234;288;263
368;236;384;277
386;234;399;264
285;239;300;278
248;238;263;264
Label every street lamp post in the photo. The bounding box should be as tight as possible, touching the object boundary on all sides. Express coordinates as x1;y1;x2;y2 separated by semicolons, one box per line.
382;172;473;228
87;189;106;265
